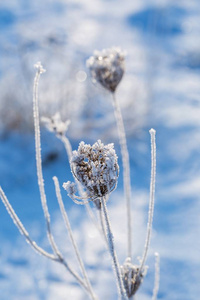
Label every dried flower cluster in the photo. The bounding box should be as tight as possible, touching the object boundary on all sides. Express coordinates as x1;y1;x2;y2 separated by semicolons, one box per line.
42;112;70;136
121;258;147;298
63;140;119;204
86;47;125;93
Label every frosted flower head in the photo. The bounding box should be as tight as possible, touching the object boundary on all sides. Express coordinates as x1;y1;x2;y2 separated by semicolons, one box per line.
41;112;70;136
65;140;119;204
86;47;125;93
121;258;147;298
34;61;46;74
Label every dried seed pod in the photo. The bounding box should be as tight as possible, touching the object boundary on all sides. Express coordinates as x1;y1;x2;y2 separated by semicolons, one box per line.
71;140;119;198
121;258;147;298
87;47;125;93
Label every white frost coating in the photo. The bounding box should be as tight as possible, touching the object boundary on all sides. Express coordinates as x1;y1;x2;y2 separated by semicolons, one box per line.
86;47;125;92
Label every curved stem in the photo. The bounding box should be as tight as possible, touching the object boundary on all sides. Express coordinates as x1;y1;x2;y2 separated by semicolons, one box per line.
59;135;73;159
33;63;61;258
112;93;132;258
33;64;88;291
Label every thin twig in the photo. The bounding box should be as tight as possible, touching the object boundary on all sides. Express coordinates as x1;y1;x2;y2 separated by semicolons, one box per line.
112;93;132;258
100;196;128;300
33;63;62;258
53;176;97;300
139;129;156;274
59;135;73;159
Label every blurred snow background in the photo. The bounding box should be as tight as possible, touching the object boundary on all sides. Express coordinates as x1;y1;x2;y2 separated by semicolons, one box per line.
0;0;200;299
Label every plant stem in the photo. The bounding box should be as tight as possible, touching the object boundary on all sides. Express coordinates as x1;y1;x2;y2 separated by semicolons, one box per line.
100;196;128;300
139;129;156;274
33;63;61;257
33;63;89;293
112;92;132;258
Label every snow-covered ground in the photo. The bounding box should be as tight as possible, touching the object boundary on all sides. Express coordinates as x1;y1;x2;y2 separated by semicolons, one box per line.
0;0;200;299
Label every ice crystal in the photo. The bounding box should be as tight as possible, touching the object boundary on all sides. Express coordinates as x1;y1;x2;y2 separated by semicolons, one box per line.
87;47;125;93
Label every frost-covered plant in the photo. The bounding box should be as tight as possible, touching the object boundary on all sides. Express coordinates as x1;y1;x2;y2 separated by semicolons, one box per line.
0;49;159;300
86;47;125;93
121;257;147;298
64;140;127;299
63;140;119;205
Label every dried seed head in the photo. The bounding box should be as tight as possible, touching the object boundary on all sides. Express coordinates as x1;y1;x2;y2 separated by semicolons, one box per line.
121;258;147;298
86;47;125;93
41;112;70;136
67;140;119;203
